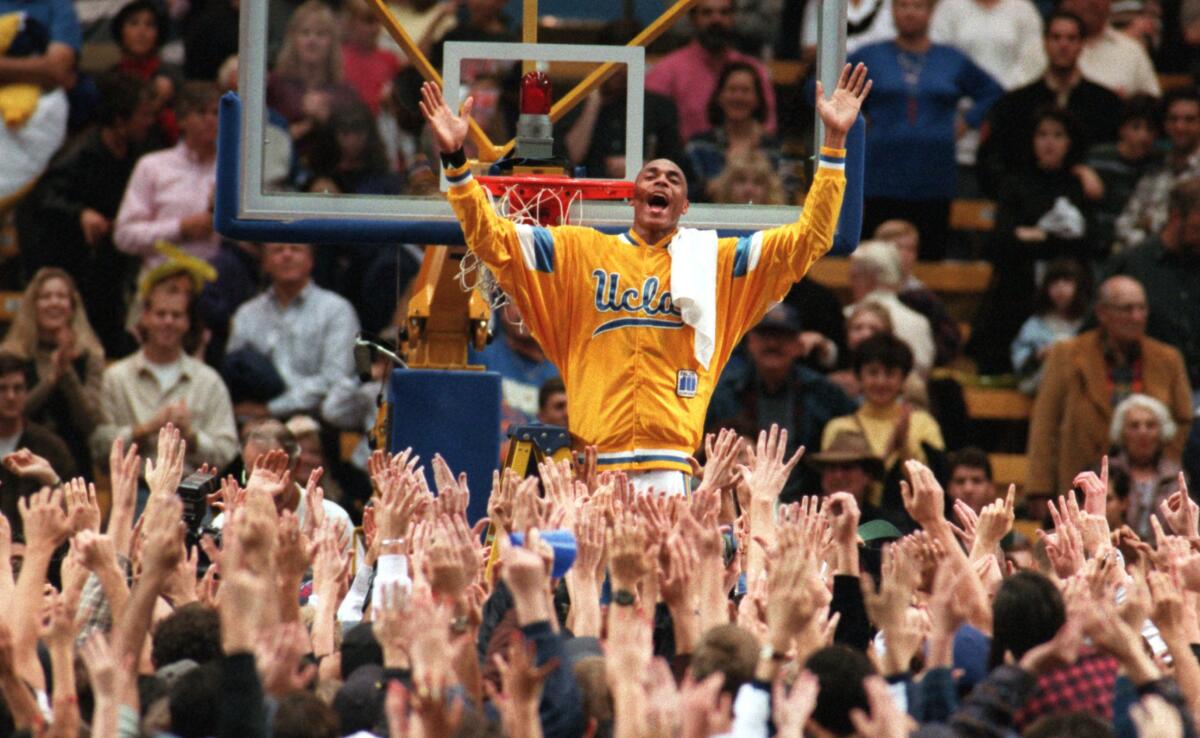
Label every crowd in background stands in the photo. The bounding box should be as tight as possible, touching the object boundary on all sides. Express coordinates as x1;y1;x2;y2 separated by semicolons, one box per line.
0;0;1199;735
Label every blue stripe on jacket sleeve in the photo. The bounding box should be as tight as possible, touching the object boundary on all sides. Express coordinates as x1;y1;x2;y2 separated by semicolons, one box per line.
532;226;555;273
732;235;751;277
831;114;865;255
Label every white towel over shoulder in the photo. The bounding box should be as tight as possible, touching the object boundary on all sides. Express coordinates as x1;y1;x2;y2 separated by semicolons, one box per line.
668;228;718;370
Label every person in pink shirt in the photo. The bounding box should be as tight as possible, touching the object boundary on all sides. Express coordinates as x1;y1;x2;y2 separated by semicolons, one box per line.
114;81;220;269
341;0;401;117
646;0;777;142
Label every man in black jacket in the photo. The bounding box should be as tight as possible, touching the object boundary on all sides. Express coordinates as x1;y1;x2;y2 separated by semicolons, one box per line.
15;71;156;357
976;9;1123;197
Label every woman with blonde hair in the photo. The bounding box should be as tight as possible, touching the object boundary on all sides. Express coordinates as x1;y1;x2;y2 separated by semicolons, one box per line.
707;151;789;206
268;0;359;146
0;268;106;471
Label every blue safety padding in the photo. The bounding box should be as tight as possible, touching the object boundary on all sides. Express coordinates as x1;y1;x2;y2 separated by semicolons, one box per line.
388;369;502;523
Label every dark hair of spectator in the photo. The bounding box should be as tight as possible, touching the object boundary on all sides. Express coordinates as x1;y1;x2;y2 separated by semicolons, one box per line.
1025;712;1118;738
168;661;222;738
175;80;220;118
1120;93;1161;130
1030;106;1085;169
1033;258;1090;320
111;0;167;50
989;571;1065;668
1044;9;1086;37
851;332;914;377
150;603;222;669
706;61;768;128
274;692;340;738
1162;85;1200;119
538;377;566;411
94;71;154;127
805;645;876;736
947;446;993;480
573;657;615;727
0;352;27;381
690;624;759;696
308;101;393;180
1168;176;1200;218
244;418;300;464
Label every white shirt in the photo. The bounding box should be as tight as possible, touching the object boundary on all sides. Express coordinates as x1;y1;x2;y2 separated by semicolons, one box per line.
0;430;20;457
930;0;1046;90
144;357;183;394
227;282;362;428
1078;26;1162;98
931;0;1045;164
802;0;895;54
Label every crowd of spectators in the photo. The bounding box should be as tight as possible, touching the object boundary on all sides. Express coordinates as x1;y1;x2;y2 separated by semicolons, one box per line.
0;0;1199;735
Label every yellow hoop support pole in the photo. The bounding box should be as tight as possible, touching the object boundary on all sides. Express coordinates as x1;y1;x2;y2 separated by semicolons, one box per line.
366;0;696;163
522;0;538;75
367;0;502;161
491;0;697;159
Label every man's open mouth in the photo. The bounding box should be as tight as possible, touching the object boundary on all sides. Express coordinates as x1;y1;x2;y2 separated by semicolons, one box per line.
647;192;670;213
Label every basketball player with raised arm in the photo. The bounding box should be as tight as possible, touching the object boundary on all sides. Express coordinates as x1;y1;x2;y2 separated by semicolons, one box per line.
419;64;871;495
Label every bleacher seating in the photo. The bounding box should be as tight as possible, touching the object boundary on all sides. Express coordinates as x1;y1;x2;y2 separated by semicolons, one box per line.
989;452;1027;495
963;387;1032;421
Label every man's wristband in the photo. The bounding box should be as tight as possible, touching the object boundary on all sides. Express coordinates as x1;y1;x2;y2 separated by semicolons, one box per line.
441;148;467;169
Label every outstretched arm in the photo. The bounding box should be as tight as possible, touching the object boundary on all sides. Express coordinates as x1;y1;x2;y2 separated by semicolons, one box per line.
816;63;872;149
417;81;571;366
722;64;871;336
418;82;475;157
831;114;865;255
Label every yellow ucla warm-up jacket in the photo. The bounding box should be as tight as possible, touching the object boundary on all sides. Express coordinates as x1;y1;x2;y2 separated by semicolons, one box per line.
444;148;847;474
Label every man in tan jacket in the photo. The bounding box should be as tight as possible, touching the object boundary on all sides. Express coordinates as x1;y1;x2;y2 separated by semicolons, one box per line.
1026;275;1193;497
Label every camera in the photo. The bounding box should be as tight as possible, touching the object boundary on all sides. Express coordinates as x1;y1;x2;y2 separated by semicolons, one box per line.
177;470;220;546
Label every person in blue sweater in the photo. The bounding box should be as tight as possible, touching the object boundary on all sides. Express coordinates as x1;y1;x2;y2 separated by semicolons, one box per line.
850;0;1003;260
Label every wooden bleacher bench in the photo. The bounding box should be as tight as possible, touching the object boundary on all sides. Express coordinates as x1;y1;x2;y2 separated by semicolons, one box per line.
949;199;996;232
1159;74;1194;92
808;258;992;295
989;452;1027;492
963;386;1032;421
912;261;991;293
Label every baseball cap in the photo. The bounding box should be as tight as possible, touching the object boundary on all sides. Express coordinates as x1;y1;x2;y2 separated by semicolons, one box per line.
752;303;801;334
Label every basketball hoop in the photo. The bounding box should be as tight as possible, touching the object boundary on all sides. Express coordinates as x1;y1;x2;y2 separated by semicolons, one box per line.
476;174;634;228
458;174;634;312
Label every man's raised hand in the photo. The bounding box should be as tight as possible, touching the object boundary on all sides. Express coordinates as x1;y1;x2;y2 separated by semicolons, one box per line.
2;449;59;486
816;62;871;141
145;424;186;500
419;82;473;155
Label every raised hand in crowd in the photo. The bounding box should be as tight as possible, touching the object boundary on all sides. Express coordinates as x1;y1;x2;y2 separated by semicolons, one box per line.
1160;472;1200;539
969;484;1015;562
2;448;60;486
488;638;555;738
144;423;186;502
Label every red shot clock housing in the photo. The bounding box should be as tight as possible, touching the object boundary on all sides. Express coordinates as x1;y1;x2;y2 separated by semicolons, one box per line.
520;71;552;115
